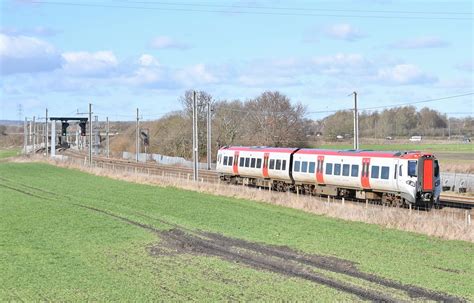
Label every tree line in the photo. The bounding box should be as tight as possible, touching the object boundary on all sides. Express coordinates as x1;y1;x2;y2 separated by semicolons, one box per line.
110;90;473;159
322;106;473;139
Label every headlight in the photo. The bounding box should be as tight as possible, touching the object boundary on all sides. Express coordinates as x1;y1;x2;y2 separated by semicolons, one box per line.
435;180;440;186
406;180;416;187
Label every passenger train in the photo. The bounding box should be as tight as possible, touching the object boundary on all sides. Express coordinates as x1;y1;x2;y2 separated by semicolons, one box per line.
216;146;441;208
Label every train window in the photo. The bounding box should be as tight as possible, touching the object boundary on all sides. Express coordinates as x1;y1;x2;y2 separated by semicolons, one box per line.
326;163;333;175
351;165;359;177
381;166;390;179
308;162;315;174
245;157;250;167
371;166;379;179
218;154;222;164
408;161;417;177
294;161;300;172
240;157;245;167
223;156;228;166
276;159;281;170
251;158;256;168
282;160;287;171
228;156;233;166
342;164;350;176
301;161;308;173
269;159;275;170
334;164;341;175
399;164;403;177
434;160;439;177
394;164;397;179
256;158;262;169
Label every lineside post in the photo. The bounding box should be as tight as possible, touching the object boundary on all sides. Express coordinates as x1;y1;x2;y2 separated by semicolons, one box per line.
192;91;199;181
45;108;48;157
23;117;28;154
32;116;36;153
88;103;92;166
136;108;139;162
106;116;110;158
207;100;211;170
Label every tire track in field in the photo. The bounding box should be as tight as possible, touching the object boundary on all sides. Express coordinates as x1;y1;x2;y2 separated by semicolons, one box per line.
79;205;465;302
0;176;62;197
0;182;55;201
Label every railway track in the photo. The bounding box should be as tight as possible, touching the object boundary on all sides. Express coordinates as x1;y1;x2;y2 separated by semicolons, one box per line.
439;195;474;209
61;150;473;210
62;150;218;182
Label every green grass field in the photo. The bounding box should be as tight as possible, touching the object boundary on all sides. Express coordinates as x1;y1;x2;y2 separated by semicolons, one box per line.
318;143;473;153
1;162;472;301
0;149;20;159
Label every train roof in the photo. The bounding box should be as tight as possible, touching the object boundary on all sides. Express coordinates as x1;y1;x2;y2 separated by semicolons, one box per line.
220;146;435;159
221;146;298;153
297;149;434;159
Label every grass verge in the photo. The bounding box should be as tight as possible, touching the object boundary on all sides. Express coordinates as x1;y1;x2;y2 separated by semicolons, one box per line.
0;149;20;159
1;162;473;301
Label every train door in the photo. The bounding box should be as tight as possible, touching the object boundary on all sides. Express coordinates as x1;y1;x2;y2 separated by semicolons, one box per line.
263;153;269;178
316;155;325;184
361;157;370;189
393;160;400;191
233;151;239;175
419;156;434;192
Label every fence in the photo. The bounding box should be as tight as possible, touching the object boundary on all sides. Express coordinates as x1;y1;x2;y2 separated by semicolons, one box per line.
122;151;216;170
440;172;473;193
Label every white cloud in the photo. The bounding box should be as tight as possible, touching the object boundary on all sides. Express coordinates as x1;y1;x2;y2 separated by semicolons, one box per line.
311;53;374;76
173;64;218;85
376;64;437;85
138;54;159;67
149;36;190;50
61;51;118;77
390;36;449;49
323;24;364;41
0;33;62;75
120;56;218;89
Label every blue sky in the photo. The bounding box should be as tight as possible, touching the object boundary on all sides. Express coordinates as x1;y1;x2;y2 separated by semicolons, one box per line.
1;0;473;121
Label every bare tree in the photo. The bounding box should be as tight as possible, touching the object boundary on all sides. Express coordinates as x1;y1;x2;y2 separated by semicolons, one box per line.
213;100;246;147
243;91;309;147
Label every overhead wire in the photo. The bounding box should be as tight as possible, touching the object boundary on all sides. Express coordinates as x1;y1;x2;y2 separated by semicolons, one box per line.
214;92;474;115
30;1;473;20
128;1;472;15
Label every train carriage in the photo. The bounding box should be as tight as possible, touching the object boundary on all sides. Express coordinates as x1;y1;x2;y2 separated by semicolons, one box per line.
216;146;441;208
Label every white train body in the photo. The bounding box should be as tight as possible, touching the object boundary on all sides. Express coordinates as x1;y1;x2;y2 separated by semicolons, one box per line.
216;146;441;207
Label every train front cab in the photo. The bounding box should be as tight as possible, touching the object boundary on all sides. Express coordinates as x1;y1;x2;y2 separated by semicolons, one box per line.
417;155;441;208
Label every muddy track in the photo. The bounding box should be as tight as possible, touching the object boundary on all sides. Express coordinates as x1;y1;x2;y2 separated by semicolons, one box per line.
198;231;460;302
79;206;464;302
